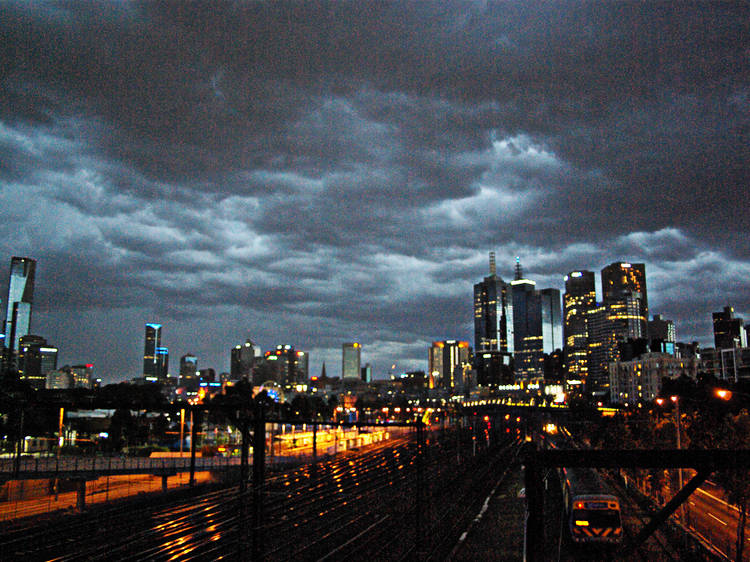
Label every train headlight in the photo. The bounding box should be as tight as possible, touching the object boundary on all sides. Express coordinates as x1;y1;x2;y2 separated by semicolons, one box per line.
574;520;589;527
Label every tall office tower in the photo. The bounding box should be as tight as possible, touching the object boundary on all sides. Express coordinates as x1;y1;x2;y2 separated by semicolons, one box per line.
17;334;57;389
585;304;611;393
601;262;648;338
428;340;470;389
263;344;304;384
511;268;543;380
156;347;169;380
180;353;198;382
540;288;562;354
474;252;514;353
4;257;36;360
713;306;747;349
607;293;647;341
143;323;162;380
231;339;255;380
361;362;372;383
342;342;361;379
296;350;309;381
649;314;676;343
563;270;596;382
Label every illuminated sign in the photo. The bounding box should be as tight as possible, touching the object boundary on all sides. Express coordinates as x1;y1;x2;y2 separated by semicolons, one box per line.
571;271;582;277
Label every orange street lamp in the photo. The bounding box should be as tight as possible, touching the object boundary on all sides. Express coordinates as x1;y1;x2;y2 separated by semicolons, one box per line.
715;389;732;400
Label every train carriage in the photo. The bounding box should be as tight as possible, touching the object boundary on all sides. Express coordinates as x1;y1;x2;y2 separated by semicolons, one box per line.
561;466;623;546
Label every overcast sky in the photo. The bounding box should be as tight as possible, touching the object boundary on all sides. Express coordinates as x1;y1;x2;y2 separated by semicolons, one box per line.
1;2;748;383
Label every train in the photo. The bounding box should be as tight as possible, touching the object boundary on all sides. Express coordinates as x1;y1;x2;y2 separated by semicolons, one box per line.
560;465;623;546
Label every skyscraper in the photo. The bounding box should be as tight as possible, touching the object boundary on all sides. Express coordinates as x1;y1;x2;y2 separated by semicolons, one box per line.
579;261;651;393
17;334;57;389
231;340;255;380
563;270;596;382
510;261;543;380
361;362;372;383
428;340;470;389
601;262;648;339
180;353;198;382
649;314;676;343
263;344;304;384
4;257;36;361
342;343;361;379
540;288;562;354
473;252;513;353
156;347;169;380
296;351;309;381
143;323;162;380
585;304;611;392
713;306;747;349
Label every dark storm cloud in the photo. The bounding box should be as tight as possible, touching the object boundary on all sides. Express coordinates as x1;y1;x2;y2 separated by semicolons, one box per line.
0;1;748;379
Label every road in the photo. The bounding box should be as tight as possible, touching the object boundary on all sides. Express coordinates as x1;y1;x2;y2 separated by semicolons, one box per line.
685;480;749;560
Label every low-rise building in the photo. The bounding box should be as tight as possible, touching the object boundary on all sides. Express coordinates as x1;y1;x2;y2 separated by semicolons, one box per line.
609;352;699;404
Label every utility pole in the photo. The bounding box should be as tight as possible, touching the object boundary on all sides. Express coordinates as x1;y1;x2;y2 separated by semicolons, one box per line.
671;396;685;521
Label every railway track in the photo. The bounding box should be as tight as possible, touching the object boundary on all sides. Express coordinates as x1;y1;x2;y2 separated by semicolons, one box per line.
0;426;521;561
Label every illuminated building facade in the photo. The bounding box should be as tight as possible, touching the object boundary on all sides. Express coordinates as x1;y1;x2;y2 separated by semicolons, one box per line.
4;256;36;363
609;353;698;404
428;340;470;389
585;304;611;393
17;334;57;389
156;347;168;379
264;344;306;384
69;364;94;388
713;306;747;349
578;262;650;394
601;262;648;339
342;342;361;379
296;350;309;380
143;323;162;380
563;270;596;383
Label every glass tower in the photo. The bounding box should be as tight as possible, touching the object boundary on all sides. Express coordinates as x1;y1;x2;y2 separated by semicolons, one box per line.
563;271;596;381
143;323;162;380
540;288;562;354
473;252;513;353
342;342;361;379
5;257;36;358
601;262;648;339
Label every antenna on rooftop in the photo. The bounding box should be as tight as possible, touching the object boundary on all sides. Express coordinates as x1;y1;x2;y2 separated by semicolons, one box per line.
514;256;523;280
489;251;496;276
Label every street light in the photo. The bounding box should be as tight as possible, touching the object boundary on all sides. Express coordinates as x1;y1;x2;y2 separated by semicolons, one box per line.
669;396;686;523
715;388;732;401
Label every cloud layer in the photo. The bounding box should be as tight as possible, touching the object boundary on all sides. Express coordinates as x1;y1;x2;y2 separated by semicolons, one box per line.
1;2;748;381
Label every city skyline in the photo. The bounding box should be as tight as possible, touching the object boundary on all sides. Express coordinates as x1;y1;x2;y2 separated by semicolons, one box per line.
1;3;747;382
0;253;743;384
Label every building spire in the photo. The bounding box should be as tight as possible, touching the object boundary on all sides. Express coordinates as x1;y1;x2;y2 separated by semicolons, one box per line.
489;251;496;276
514;256;523;280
